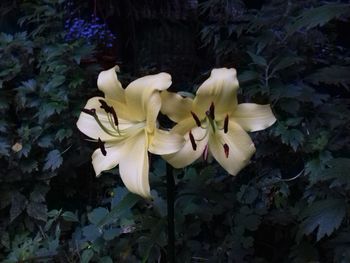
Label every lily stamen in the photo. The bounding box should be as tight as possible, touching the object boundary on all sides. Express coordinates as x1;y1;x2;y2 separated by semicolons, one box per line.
97;138;107;156
189;130;197;151
82;108;96;116
191;111;201;127
203;144;209;161
209;102;215;120
223;143;229;158
224;114;229;133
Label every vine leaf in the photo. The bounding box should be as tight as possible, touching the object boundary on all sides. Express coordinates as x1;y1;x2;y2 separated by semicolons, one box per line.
287;4;350;36
43;149;63;171
297;198;346;242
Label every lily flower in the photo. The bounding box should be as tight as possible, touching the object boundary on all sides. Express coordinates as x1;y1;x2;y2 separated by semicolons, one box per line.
77;66;184;198
161;68;276;175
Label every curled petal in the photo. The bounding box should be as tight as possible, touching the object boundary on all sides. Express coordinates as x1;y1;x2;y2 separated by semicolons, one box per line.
193;68;239;120
119;130;151;198
163;127;209;168
209;122;256;175
148;128;185;155
92;141;126;177
97;66;125;102
160;91;193;123
125;73;172;121
230;103;276;132
146;93;162;133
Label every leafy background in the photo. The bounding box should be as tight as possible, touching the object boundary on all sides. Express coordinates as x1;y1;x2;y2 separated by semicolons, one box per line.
0;0;350;262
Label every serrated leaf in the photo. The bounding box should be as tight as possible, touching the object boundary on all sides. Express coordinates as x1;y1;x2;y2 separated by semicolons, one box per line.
320;158;350;189
10;192;28;222
43;149;63;171
26;202;47;221
247;51;267;67
305;66;350;90
297;198;346;241
271;56;303;74
287;4;350;36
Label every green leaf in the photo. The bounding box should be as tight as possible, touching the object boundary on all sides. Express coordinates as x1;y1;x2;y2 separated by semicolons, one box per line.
10;192;28;222
287;4;350;36
297;198;346;241
271;56;303;74
98;193;140;227
81;249;94;263
103;227;120;241
62;211;79;222
305;66;350;90
98;256;113;263
88;207;109;225
26;202;47;221
247;51;267;67
43;149;63;171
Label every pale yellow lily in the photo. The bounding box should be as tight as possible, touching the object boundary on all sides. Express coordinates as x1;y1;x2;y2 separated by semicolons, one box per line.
77;66;184;198
161;68;276;175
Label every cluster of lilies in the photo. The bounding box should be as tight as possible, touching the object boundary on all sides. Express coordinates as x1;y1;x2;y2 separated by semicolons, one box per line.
77;66;276;198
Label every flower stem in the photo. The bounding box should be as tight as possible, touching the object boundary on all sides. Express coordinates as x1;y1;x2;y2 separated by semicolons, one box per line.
166;163;175;263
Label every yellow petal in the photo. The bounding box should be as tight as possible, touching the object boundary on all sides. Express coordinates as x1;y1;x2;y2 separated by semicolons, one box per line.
148;128;185;155
163;127;209;168
193;68;239;120
119;130;151;198
230;103;276;132
125;73;172;121
97;66;125;102
92;141;126;177
209;122;256;175
145;92;161;133
160;91;193;123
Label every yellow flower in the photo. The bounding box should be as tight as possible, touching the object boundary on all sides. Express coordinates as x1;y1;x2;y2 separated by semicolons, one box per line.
77;66;184;198
161;68;276;175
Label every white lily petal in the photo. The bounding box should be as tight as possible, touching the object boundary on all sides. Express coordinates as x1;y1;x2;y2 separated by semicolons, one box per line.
160;91;193;123
97;66;125;102
119;130;151;198
193;68;239;119
125;73;172;121
148;128;185;155
92;141;126;176
209;121;256;175
230;103;276;132
163;127;209;168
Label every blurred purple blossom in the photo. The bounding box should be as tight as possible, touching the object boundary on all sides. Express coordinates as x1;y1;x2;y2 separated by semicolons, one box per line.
64;15;116;48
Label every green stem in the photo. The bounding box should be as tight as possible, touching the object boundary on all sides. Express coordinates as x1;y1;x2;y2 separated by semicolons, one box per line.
166;163;175;263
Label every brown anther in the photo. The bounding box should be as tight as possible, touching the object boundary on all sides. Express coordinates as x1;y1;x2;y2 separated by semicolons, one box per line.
206;102;215;120
82;108;96;116
97;138;107;156
191;111;201;127
223;143;229;158
224;114;229;134
99;99;119;126
99;99;112;113
209;102;215;120
110;107;119;126
189;130;197;151
202;145;209;161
